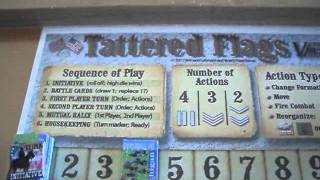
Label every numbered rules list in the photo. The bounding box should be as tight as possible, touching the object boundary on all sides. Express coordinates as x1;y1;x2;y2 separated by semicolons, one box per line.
33;64;165;137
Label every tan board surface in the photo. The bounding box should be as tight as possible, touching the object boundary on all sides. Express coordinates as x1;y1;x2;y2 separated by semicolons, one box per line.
265;151;301;180
33;64;165;137
53;148;89;180
256;65;320;138
299;151;320;180
230;151;266;180
171;64;256;138
159;150;194;180
194;151;230;180
87;149;121;180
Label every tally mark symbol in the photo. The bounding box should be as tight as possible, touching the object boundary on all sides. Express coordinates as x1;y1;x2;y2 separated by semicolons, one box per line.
230;116;249;126
202;112;224;126
229;106;249;114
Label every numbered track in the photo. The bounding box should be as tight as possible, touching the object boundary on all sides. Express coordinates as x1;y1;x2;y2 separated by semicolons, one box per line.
51;148;320;180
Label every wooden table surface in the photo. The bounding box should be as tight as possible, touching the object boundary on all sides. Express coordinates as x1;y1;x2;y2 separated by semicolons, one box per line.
0;27;40;178
1;0;320;26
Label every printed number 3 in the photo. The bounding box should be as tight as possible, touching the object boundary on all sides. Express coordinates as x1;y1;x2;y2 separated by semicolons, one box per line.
96;155;113;178
208;91;216;103
168;156;184;180
62;154;79;178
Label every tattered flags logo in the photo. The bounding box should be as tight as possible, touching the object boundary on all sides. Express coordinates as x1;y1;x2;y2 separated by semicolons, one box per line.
48;38;65;53
48;37;83;55
84;34;292;63
66;37;84;54
48;34;320;63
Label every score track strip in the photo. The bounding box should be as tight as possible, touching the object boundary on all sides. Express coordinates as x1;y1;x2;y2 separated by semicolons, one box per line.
51;148;320;180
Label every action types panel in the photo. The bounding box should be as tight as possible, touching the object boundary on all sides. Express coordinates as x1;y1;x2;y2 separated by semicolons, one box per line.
257;65;320;138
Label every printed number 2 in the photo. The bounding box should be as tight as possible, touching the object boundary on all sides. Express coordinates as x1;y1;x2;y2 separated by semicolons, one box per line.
234;91;243;103
96;155;113;178
240;156;255;180
204;156;220;179
310;155;320;179
62;154;79;178
275;156;291;180
168;156;184;180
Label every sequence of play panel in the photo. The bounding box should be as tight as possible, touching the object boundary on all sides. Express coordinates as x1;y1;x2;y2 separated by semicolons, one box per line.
33;64;320;139
34;64;165;137
51;148;320;180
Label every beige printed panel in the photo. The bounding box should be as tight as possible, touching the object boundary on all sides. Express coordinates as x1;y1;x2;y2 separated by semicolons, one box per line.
265;151;302;180
53;148;89;180
87;149;121;180
299;151;320;180
230;151;266;180
172;64;256;138
33;64;165;138
256;65;320;138
195;151;230;180
159;150;193;180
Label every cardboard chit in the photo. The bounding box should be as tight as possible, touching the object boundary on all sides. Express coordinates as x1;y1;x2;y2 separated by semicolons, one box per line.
256;65;320;138
33;64;165;137
172;64;256;138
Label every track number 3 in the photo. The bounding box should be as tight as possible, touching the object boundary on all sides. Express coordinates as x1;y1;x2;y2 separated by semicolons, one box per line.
96;155;113;178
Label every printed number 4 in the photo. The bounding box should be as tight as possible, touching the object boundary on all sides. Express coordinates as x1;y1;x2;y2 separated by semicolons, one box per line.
179;91;242;104
168;156;184;180
179;91;189;103
179;91;217;103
